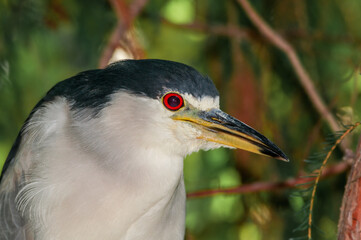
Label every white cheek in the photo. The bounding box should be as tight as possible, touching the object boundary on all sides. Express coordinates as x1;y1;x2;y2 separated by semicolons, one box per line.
182;94;219;110
73;92;180;158
71;91;222;160
170;121;223;156
164;94;221;155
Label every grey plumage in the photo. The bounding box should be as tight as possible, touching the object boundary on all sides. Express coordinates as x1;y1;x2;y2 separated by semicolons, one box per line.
0;59;287;240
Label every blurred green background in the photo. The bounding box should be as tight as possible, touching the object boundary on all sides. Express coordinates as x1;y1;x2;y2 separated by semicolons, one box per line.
1;0;361;239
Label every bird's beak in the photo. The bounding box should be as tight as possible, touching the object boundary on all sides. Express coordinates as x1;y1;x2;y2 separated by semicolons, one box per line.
172;108;289;161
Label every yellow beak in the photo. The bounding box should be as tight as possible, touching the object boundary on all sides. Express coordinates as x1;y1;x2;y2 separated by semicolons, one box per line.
172;107;288;161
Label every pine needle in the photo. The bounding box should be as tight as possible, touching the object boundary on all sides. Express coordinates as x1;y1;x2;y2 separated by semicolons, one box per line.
307;122;361;239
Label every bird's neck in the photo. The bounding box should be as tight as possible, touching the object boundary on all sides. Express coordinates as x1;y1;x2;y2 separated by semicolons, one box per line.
40;140;187;240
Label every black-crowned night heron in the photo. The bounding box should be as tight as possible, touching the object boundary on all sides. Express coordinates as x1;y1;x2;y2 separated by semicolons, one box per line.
0;59;288;240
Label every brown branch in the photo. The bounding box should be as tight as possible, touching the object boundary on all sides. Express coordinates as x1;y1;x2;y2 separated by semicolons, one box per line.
111;0;131;26
129;0;149;18
99;21;126;69
99;0;149;68
307;123;360;239
161;18;252;41
338;133;361;239
160;16;361;45
236;0;341;135
187;161;350;198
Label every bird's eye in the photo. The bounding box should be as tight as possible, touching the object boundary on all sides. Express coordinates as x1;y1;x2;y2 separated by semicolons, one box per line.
163;93;184;111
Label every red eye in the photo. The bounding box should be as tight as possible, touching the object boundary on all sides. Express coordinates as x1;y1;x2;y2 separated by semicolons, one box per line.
163;93;184;111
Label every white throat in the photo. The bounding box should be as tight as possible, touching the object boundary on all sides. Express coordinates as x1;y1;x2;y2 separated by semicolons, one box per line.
15;96;187;240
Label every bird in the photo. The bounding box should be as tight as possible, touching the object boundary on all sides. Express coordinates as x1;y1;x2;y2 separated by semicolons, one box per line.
0;59;288;240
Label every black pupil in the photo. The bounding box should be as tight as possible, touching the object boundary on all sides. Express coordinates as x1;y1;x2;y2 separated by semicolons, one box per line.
168;96;180;107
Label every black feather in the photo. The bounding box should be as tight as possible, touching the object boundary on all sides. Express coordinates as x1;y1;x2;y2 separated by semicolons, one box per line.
0;59;219;182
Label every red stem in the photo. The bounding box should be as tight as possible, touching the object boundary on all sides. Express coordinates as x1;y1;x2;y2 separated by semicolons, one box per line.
187;161;349;198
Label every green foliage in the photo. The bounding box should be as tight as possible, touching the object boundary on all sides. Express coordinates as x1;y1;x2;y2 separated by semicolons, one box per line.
292;124;360;240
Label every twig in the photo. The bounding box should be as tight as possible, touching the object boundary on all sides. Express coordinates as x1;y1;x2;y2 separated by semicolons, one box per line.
307;123;360;239
99;21;126;69
187;161;350;198
161;19;252;41
160;17;361;45
99;0;149;68
129;0;148;18
236;0;341;135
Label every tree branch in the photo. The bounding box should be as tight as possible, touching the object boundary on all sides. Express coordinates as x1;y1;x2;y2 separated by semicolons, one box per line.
338;134;361;239
159;17;361;45
161;18;252;41
236;0;341;135
99;0;148;68
99;21;125;69
187;161;350;198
